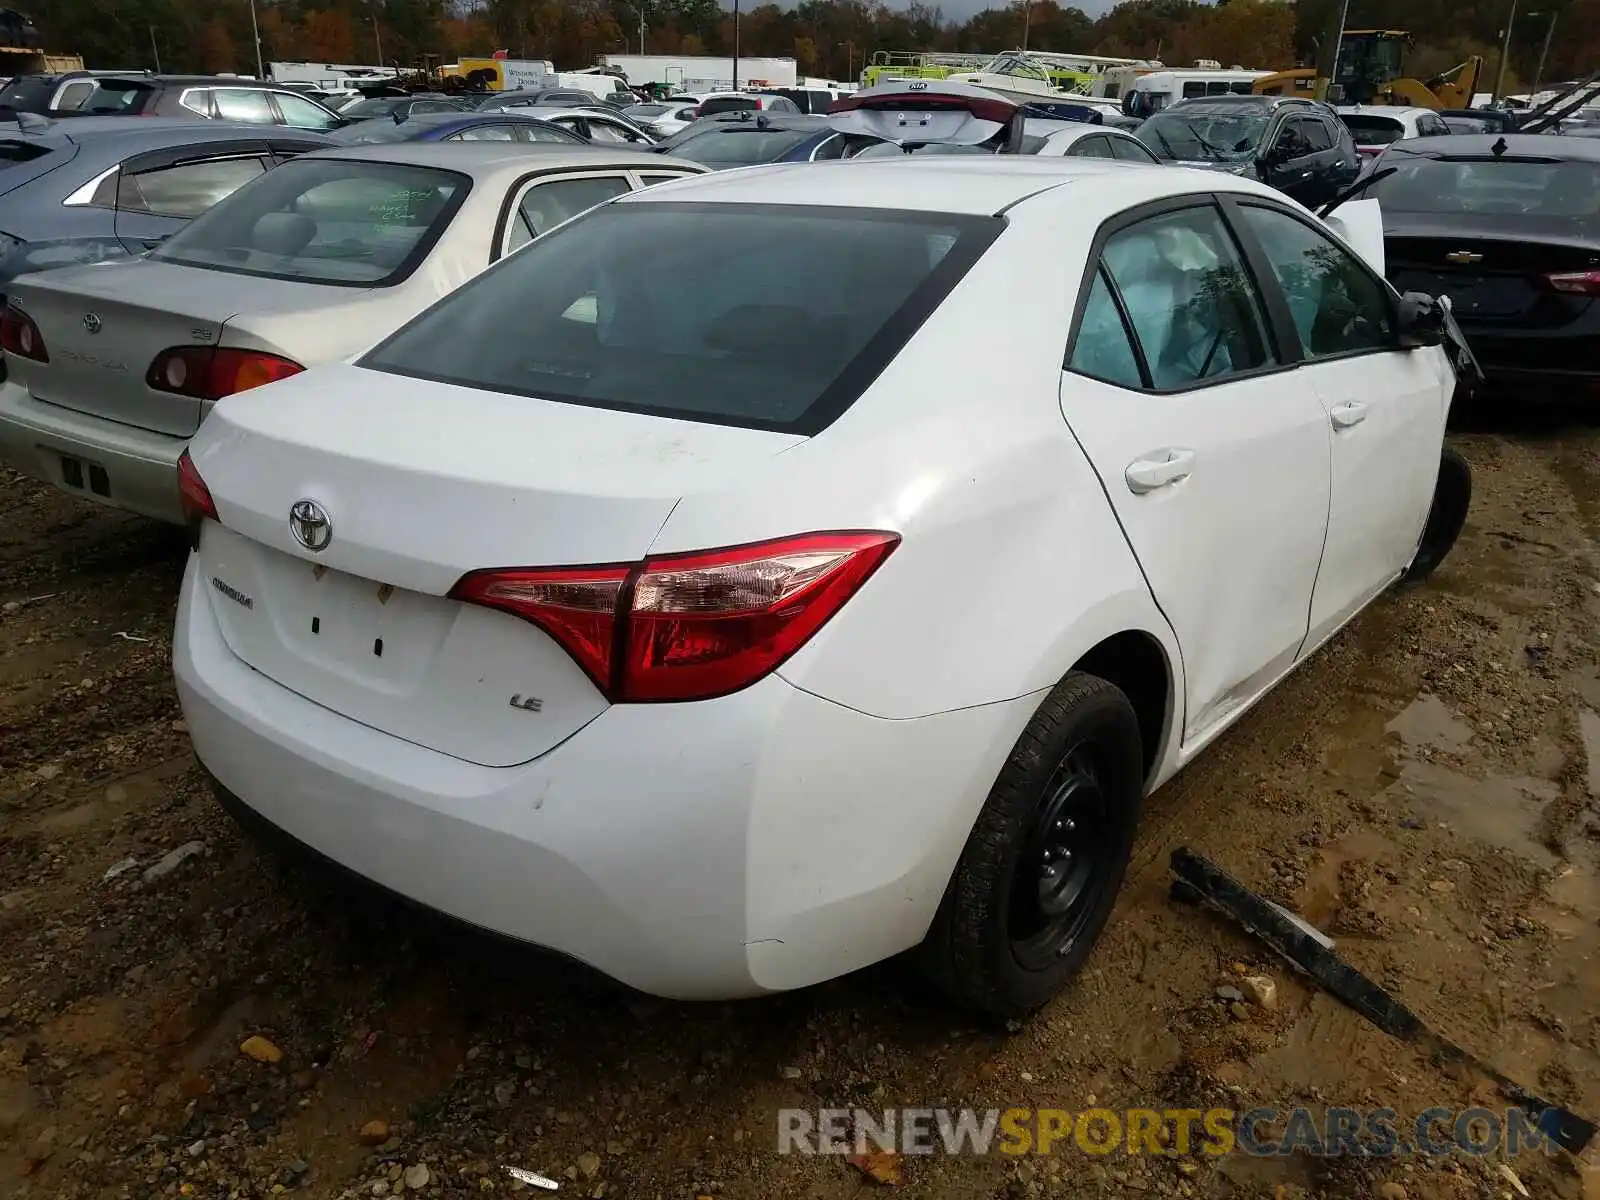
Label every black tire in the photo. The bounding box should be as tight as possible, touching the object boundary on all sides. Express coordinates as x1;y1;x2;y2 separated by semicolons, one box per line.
920;672;1144;1018
1403;445;1471;584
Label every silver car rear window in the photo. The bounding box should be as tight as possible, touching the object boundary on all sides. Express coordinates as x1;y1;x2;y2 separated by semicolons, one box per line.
362;201;1002;435
151;159;470;287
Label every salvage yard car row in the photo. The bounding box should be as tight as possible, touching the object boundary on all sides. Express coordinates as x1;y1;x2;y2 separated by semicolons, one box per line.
0;77;1573;1016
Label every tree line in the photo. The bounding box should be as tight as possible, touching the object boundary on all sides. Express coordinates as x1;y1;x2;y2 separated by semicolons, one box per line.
34;0;1592;95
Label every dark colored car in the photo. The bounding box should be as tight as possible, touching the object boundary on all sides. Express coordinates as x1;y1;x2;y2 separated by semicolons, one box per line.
76;75;349;132
1438;108;1521;135
0;71;122;117
756;86;835;114
480;88;606;111
325;112;586;146
0;118;332;284
654;112;879;168
337;94;472;123
1135;94;1360;208
1373;134;1600;400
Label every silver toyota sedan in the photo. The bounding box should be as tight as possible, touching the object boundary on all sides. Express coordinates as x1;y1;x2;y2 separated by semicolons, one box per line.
0;142;705;522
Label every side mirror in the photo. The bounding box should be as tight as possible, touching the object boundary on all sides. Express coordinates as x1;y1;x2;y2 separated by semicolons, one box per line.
1397;291;1446;348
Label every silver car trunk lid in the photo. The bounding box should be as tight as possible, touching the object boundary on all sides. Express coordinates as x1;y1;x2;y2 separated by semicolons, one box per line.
187;364;806;767
7;260;378;436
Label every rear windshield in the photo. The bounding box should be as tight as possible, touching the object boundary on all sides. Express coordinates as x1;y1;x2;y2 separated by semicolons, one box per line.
327;117;438;144
1368;155;1600;216
363;202;1001;434
1340;114;1406;145
152;158;469;286
341;97;403;118
699;96;759;115
672;127;816;165
0;76;54;113
81;80;154;114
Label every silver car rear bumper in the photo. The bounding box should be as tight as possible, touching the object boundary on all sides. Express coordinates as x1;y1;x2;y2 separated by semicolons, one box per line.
0;381;186;524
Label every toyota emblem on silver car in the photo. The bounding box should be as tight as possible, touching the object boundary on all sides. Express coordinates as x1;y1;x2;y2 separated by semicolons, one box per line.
83;312;102;335
289;499;333;552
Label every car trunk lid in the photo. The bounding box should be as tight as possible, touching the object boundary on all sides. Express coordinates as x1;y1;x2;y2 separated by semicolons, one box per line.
187;364;806;767
1385;215;1600;328
8;262;394;435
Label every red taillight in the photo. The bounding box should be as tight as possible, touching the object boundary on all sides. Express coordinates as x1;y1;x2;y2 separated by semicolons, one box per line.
1357;145;1382;156
449;531;899;702
176;449;218;525
1545;269;1600;295
147;347;304;401
0;305;48;362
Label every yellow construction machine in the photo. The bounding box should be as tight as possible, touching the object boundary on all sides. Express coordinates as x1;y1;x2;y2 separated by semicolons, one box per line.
1252;30;1483;110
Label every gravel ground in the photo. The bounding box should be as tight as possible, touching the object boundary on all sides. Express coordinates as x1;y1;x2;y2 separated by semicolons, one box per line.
0;417;1597;1200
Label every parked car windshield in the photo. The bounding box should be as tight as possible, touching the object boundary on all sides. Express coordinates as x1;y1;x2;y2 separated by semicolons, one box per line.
363;202;999;432
670;127;817;165
152;158;468;286
1136;102;1269;162
1367;154;1600;217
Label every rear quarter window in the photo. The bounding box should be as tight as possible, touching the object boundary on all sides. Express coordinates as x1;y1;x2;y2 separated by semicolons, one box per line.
362;202;1002;434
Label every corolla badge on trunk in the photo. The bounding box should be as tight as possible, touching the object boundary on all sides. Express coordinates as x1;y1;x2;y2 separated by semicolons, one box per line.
82;312;102;335
289;499;333;552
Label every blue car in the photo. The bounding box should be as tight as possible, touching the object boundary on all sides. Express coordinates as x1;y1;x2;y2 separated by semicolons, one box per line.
0;117;334;292
326;111;588;147
656;112;886;168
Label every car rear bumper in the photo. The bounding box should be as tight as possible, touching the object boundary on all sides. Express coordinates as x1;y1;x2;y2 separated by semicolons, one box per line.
173;548;1040;1000
0;380;187;522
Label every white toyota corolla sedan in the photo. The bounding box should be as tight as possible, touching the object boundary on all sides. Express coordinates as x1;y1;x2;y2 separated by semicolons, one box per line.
170;151;1471;1015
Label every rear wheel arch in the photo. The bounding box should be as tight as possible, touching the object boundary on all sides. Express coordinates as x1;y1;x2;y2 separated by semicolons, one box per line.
1071;629;1174;782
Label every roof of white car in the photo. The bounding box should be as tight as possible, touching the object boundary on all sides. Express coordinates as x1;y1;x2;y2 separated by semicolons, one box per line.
618;156;1254;215
300;140;693;176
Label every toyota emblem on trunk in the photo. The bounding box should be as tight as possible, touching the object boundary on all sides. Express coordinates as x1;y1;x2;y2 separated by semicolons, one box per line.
289;499;333;552
83;312;102;334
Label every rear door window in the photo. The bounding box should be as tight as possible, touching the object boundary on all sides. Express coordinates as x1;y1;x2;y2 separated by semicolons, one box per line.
117;155;268;218
1095;204;1275;390
367;202;1000;433
83;80;154;114
152;159;469;285
214;88;277;124
505;174;633;252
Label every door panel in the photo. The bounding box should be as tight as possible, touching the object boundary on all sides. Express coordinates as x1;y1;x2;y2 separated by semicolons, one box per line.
1232;202;1448;646
1062;204;1332;741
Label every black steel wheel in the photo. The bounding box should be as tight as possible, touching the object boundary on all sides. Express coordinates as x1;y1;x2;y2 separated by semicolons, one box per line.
921;671;1146;1018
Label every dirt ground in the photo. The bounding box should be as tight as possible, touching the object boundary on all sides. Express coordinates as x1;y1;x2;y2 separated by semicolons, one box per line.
1;415;1597;1200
